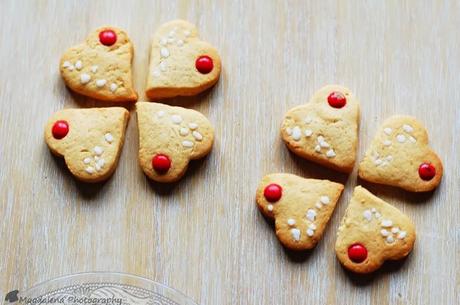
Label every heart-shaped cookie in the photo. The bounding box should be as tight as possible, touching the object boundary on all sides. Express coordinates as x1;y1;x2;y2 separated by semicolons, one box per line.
60;26;138;102
256;173;344;250
335;186;416;273
45;107;129;182
281;85;360;173
145;20;221;100
136;102;214;183
358;115;443;192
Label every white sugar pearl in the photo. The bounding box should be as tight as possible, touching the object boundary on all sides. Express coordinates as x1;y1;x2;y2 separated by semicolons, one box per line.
380;229;390;237
291;228;301;241
75;60;83;70
90;65;98;73
287;218;296;226
306;228;314;237
171;114;183;124
80;73;91;84
363;210;372;221
314;145;321;152
160;47;170;58
396;134;406;143
96;79;107;88
386;236;395;243
179;128;189;136
177;39;184;47
110;83;118;92
397;231;407;239
292;126;302;141
308;223;317;230
304;117;312;124
285;127;292;136
62;61;71;68
306;209;317;221
391;227;400;234
182;140;193;148
267;204;273;212
192;131;203;141
188;123;198;130
326;149;336;158
381;219;393;227
157;111;165;118
320;141;330;148
403;124;413;133
96;158;105;168
85;166;95;174
384;127;392;135
304;129;313;137
104;133;113;143
83;157;91;164
383;140;392;146
93;146;103;155
320;196;330;205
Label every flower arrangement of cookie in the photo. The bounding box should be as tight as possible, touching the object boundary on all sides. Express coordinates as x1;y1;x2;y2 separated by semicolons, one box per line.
47;20;220;183
255;84;442;274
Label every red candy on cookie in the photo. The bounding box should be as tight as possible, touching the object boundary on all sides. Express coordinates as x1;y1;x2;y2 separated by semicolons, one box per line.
348;243;368;263
195;55;214;74
52;120;69;139
99;29;117;46
152;154;171;173
418;163;436;181
327;91;347;108
263;183;283;202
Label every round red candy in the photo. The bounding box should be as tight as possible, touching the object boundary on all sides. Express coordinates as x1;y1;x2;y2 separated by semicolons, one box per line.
52;120;69;139
99;29;117;46
264;183;282;202
348;243;368;263
418;163;436;181
195;55;214;74
152;154;171;173
327;91;347;108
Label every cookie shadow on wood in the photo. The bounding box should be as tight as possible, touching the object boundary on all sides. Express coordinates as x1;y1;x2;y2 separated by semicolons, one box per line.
339;255;412;286
49;151;110;199
357;177;437;205
257;211;315;263
68;89;136;110
286;150;349;186
282;246;315;263
145;156;210;196
148;86;216;108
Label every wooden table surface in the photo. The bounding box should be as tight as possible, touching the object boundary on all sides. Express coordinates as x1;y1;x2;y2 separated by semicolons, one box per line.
0;1;459;304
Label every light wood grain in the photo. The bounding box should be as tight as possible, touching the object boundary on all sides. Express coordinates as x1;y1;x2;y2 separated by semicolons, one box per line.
0;1;459;304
